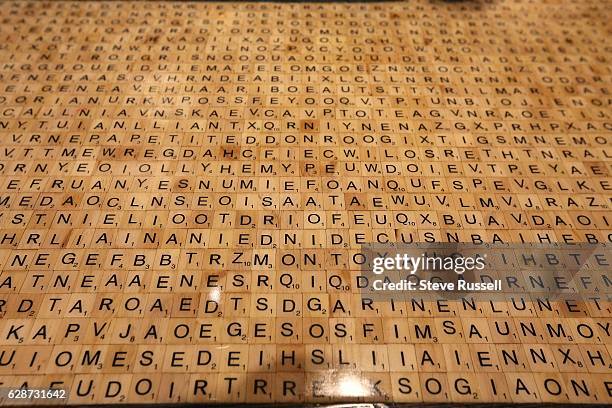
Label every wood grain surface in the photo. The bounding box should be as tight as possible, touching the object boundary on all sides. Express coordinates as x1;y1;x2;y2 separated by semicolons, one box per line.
0;0;610;405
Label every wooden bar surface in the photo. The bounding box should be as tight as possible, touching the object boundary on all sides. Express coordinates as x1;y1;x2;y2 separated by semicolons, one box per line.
0;0;610;405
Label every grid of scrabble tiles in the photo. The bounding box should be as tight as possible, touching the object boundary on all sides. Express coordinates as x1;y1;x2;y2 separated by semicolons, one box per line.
0;0;611;405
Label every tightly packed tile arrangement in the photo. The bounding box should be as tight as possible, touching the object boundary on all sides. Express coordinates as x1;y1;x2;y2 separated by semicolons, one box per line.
0;0;610;404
